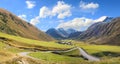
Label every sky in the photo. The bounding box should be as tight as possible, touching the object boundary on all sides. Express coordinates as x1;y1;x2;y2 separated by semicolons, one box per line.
0;0;120;31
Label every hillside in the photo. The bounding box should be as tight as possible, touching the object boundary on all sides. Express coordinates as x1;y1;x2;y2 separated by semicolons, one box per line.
78;17;120;45
0;32;120;64
0;8;54;41
0;32;72;64
0;32;71;51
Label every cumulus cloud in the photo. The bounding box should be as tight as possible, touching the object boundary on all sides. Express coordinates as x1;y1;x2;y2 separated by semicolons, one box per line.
30;1;71;25
18;14;27;21
80;1;99;10
57;16;107;31
52;1;72;19
26;1;36;9
39;1;71;19
30;16;40;25
79;1;99;14
80;1;99;9
39;6;52;18
57;10;71;19
18;14;40;25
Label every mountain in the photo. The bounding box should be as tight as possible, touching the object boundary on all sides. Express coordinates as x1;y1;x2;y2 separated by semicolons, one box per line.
68;31;82;38
96;16;113;22
102;16;114;22
103;17;113;22
0;8;54;41
67;16;114;39
58;28;69;37
77;17;120;45
66;28;77;34
46;28;78;39
46;28;66;39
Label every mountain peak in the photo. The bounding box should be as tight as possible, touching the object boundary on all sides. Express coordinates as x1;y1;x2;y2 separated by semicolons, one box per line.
96;16;107;22
77;17;120;45
96;16;113;22
103;17;113;22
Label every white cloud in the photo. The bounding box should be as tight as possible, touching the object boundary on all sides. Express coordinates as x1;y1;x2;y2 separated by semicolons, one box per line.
18;14;27;21
52;1;72;19
29;1;72;25
39;6;52;18
79;1;99;14
57;16;107;31
18;14;40;25
30;6;49;25
39;1;72;19
26;1;36;9
57;10;71;19
30;16;40;25
80;1;99;10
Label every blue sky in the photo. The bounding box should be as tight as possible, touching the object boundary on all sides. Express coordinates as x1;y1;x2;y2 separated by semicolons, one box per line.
0;0;120;31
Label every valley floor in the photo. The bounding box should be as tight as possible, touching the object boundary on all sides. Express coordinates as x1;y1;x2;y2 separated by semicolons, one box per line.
0;32;120;64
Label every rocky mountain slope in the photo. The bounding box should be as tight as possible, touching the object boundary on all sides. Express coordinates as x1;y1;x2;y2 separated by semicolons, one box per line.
78;17;120;45
0;8;54;41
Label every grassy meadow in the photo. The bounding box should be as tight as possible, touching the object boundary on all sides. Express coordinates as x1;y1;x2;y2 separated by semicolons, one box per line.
0;32;73;51
29;52;84;64
0;32;120;64
28;40;120;64
71;40;120;57
29;51;120;64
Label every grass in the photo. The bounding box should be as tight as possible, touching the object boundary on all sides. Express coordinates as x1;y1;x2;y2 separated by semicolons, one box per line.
0;50;16;63
59;40;120;57
0;32;73;51
53;48;81;57
29;52;85;64
0;41;6;50
0;32;120;64
0;41;28;53
29;52;120;64
68;40;120;58
67;40;120;53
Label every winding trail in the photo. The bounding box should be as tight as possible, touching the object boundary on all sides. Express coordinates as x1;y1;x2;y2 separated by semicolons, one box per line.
54;47;100;61
18;52;39;64
17;52;30;64
18;52;30;57
78;47;100;61
18;52;38;60
18;47;100;62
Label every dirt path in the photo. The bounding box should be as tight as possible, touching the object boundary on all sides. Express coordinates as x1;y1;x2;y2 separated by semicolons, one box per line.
18;52;30;57
53;47;100;61
67;47;100;61
18;52;38;64
18;47;100;62
78;47;100;61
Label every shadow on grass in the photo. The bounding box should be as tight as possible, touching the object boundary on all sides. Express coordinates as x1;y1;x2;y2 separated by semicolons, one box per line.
52;52;88;60
53;51;120;60
92;51;120;57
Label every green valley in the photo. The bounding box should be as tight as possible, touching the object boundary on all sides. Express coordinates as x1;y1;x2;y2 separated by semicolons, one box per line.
0;1;120;64
0;32;120;64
